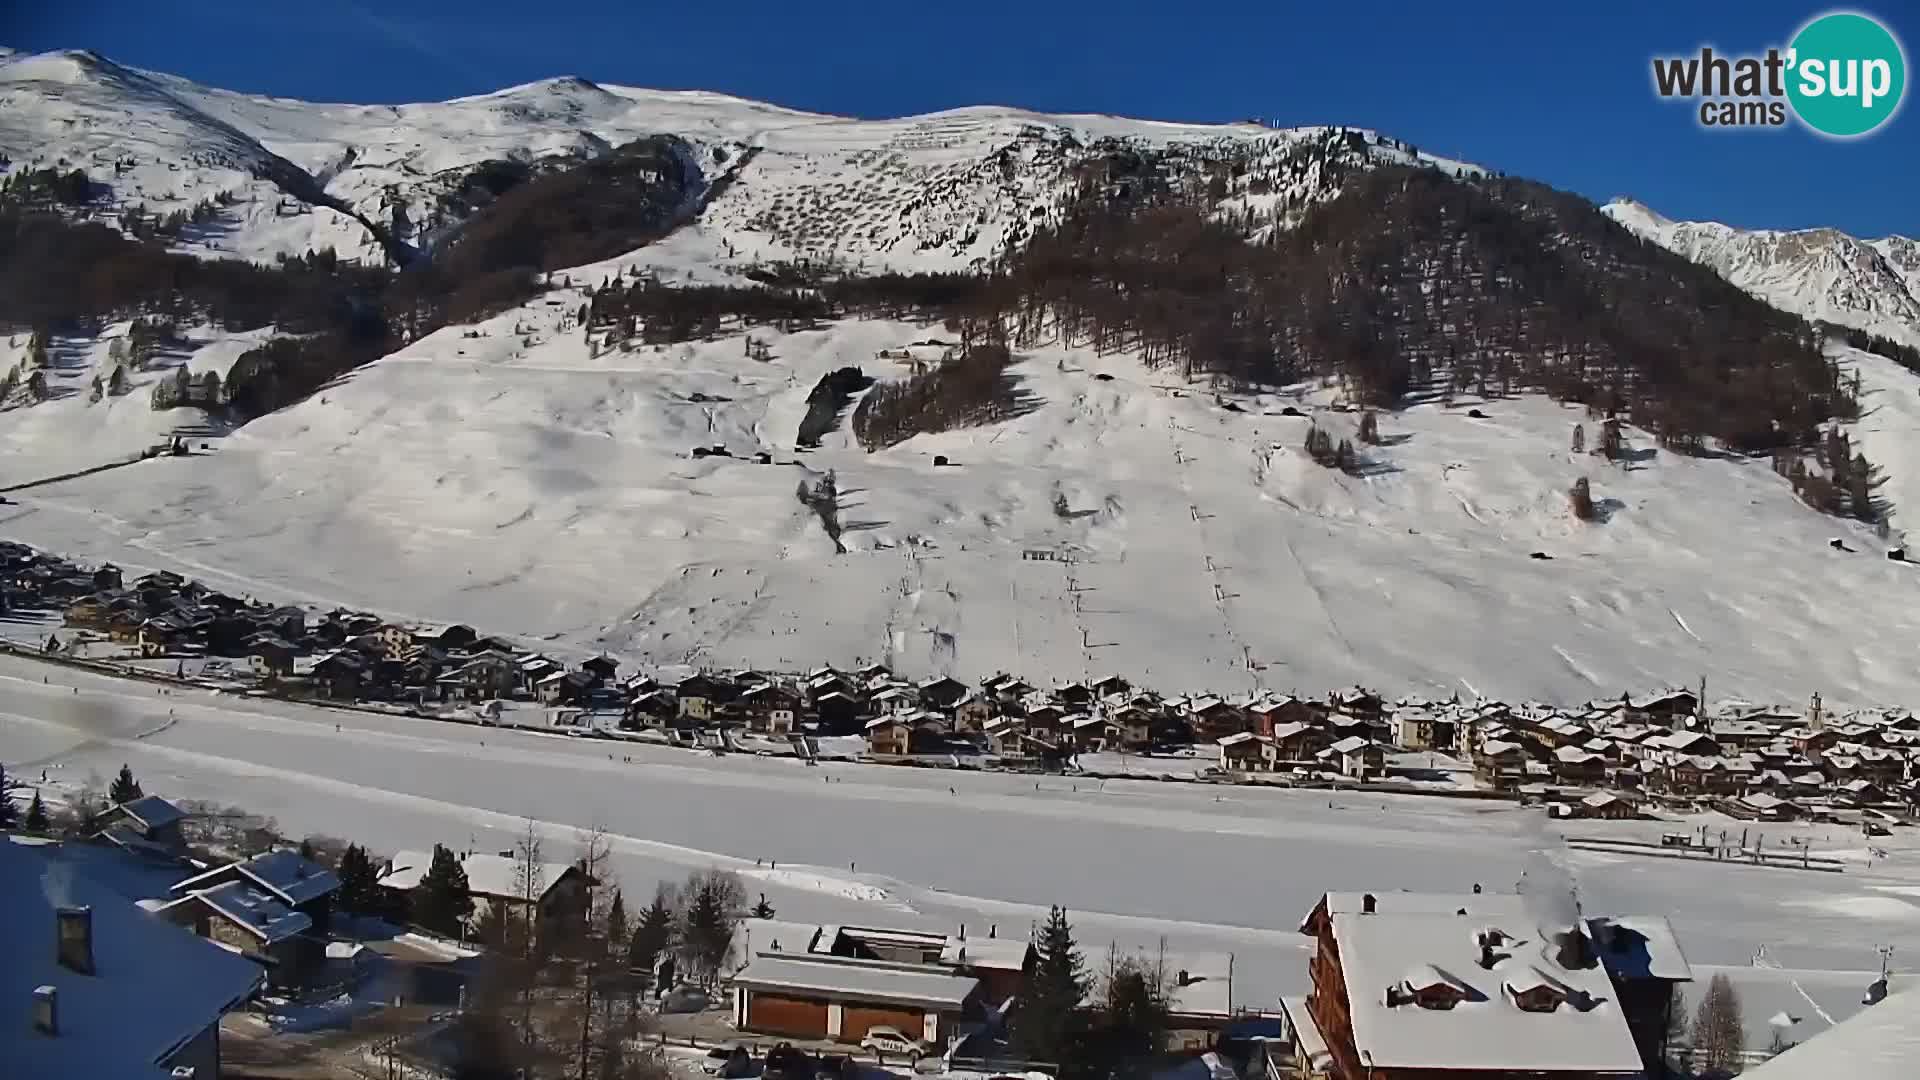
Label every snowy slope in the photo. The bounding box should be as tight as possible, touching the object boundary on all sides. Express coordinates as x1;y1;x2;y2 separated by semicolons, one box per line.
1603;200;1920;547
8;285;1920;706
0;48;1460;269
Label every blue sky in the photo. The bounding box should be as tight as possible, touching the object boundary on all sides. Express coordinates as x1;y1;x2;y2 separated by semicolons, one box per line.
8;1;1914;237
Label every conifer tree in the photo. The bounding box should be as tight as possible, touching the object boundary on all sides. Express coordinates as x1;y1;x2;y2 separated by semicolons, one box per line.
627;886;676;981
413;843;474;936
336;843;381;915
109;763;143;805
25;790;50;834
605;887;628;948
1014;906;1090;1068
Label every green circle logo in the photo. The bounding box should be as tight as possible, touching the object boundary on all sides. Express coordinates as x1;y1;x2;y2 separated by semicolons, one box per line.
1787;12;1906;137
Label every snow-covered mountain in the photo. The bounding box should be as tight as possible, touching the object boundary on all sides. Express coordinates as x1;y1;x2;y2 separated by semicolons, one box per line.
8;48;1920;708
0;47;1471;273
1603;198;1920;349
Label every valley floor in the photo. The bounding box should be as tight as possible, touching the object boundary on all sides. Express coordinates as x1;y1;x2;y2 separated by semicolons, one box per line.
0;650;1913;1052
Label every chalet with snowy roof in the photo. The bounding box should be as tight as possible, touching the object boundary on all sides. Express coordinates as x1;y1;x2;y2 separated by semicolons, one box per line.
865;714;919;756
378;848;589;931
245;633;297;677
731;950;983;1045
1064;714;1120;751
739;682;804;734
917;675;969;711
309;648;368;699
171;849;341;935
870;685;918;717
1566;791;1640;820
1219;732;1276;772
1393;708;1454;753
953;691;993;733
437;650;519;701
1331;687;1385;724
1550;746;1608;785
1297;891;1686;1080
1475;740;1531;788
1186;696;1247;742
1624;689;1698;724
676;673;727;720
2;838;265;1080
1265;720;1326;766
1327;736;1384;781
155;878;316;981
92;794;188;856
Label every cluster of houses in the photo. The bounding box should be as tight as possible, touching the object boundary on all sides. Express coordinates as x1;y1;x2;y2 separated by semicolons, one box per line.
1442;688;1920;823
9;539;1920;819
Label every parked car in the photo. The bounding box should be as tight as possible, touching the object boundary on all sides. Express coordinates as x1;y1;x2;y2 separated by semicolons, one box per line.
859;1027;930;1062
702;1045;754;1078
764;1042;815;1080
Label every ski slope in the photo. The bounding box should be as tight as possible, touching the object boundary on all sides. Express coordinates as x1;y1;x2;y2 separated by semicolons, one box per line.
6;287;1920;706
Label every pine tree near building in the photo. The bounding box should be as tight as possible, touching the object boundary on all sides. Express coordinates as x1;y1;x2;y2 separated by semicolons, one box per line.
109;763;144;805
25;790;50;834
413;843;475;936
1014;906;1090;1071
336;843;382;916
679;870;744;987
627;886;676;985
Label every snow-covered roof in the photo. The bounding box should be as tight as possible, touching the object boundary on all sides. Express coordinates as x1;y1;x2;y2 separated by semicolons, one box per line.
1329;735;1373;755
176;880;312;944
1585;916;1691;983
735;918;823;956
108;795;186;832
1280;996;1333;1070
1161;950;1236;1018
172;850;339;907
732;952;981;1009
1329;910;1642;1072
940;935;1033;973
1742;982;1919;1080
378;849;577;902
2;838;263;1079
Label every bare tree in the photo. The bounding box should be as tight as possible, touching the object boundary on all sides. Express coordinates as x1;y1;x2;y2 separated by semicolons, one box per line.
1690;973;1745;1075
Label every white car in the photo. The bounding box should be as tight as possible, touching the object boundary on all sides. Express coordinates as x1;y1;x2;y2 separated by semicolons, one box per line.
858;1027;929;1061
